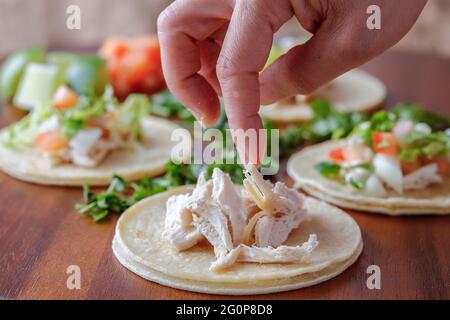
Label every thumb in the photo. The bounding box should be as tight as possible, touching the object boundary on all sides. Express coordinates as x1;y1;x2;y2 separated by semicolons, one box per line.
259;30;367;105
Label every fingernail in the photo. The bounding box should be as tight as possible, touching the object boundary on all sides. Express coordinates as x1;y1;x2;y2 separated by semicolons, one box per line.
190;110;208;128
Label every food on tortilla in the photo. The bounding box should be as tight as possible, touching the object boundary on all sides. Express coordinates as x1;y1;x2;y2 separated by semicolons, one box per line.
0;88;180;186
288;109;450;215
113;167;363;295
164;166;318;271
259;69;386;123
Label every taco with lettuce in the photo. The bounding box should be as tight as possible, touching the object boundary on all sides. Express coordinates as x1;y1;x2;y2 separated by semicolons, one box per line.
0;86;180;186
288;106;450;215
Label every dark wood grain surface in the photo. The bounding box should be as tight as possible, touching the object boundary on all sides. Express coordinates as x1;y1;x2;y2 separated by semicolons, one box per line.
0;50;449;300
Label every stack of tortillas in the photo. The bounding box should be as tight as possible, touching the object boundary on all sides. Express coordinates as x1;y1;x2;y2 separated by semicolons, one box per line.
113;185;363;295
259;69;387;123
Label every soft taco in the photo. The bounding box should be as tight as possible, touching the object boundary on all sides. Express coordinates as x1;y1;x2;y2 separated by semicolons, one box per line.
0;88;181;186
113;166;363;295
259;69;386;124
288;108;450;215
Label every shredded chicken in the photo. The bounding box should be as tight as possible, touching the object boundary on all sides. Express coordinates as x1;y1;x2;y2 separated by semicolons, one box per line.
403;163;443;190
211;169;247;245
243;165;309;247
210;234;318;272
163;194;203;251
186;174;235;256
69;129;124;167
164;166;318;272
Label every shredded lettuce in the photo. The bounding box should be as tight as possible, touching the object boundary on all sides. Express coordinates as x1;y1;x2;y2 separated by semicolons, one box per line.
350;104;450;146
1;92;151;149
399;131;450;162
64;96;107;121
112;94;150;140
150;90;194;121
0;101;53;148
393;103;450;131
271;100;368;157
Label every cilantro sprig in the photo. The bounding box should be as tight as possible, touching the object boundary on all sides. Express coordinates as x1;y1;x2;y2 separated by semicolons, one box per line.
150;90;195;121
273;99;368;156
76;161;244;221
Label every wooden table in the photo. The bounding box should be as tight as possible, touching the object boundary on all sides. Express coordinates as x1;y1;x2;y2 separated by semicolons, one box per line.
0;50;449;300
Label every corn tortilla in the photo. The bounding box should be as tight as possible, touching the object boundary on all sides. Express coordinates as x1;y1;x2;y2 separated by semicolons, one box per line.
287;140;450;215
113;185;363;294
0;116;181;186
260;69;386;123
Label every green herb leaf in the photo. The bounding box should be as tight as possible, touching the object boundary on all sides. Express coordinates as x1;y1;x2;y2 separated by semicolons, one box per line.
151;90;195;121
349;179;364;190
62;118;85;138
314;162;342;179
75;160;245;222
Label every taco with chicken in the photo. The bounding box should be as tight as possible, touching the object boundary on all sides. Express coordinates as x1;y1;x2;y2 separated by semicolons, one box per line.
0;87;180;186
113;165;362;295
288;108;450;215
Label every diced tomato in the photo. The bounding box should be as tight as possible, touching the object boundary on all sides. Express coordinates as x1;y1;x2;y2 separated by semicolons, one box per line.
85;118;110;139
329;148;345;162
401;160;422;175
372;132;399;155
33;131;68;153
53;85;78;110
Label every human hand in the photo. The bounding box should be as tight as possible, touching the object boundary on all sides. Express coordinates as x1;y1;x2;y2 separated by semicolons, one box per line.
158;0;427;164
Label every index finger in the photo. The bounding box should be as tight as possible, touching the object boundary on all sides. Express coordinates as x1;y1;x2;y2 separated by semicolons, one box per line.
217;1;292;164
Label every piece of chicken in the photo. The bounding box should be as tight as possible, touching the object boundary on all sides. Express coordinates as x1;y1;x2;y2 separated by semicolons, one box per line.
243;165;309;247
403;163;443;190
163;193;203;251
186;174;234;256
164;167;318;272
165;171;240;269
210;234;318;271
69;128;123;167
212;169;248;245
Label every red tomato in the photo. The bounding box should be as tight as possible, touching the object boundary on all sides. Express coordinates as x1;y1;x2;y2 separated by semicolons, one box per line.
372;132;399;155
329;148;345;162
34;131;68;153
99;35;165;100
401;160;422;175
53;85;78;110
